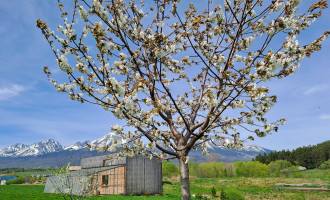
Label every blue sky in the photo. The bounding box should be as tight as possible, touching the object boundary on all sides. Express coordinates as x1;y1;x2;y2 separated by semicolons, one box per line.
0;0;329;151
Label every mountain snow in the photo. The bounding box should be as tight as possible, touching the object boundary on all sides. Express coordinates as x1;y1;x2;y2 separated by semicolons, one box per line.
0;132;124;157
90;132;126;147
240;145;268;153
63;141;89;151
206;137;268;153
0;143;27;157
0;139;63;157
0;133;270;158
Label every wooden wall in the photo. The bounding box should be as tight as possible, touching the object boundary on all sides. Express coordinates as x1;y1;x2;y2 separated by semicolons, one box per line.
81;155;126;169
96;166;126;195
126;155;162;195
45;155;162;196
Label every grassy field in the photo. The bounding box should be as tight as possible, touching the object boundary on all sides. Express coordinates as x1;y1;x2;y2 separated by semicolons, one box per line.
11;169;56;177
0;169;329;200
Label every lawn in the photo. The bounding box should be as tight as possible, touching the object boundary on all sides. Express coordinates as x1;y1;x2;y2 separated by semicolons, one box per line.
12;169;56;177
0;169;329;200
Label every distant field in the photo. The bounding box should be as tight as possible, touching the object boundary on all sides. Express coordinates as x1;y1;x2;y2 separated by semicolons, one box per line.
12;170;56;177
0;169;329;200
0;169;56;177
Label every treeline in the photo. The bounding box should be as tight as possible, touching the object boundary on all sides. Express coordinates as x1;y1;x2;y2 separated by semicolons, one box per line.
162;160;309;178
254;140;330;169
0;168;56;174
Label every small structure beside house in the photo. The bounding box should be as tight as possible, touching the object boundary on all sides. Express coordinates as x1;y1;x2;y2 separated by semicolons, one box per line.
31;174;53;178
44;154;162;196
0;180;6;185
298;166;307;171
68;166;81;171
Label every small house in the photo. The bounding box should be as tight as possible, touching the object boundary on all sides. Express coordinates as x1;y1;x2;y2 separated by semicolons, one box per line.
68;166;81;171
0;180;6;185
44;154;162;196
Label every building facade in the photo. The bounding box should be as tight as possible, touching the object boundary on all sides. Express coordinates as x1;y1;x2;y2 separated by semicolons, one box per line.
44;154;162;196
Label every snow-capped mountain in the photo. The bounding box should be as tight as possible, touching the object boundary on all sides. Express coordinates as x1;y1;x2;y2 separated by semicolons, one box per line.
206;137;269;154
63;141;89;151
0;143;28;157
90;132;126;147
240;145;269;153
0;132;124;157
0;133;272;168
63;132;124;151
0;139;63;157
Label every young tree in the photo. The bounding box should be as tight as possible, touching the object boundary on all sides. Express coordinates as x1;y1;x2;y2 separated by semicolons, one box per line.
36;0;329;199
207;152;221;163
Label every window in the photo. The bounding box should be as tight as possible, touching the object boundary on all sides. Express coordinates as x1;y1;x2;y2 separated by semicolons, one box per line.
103;160;107;167
102;175;108;186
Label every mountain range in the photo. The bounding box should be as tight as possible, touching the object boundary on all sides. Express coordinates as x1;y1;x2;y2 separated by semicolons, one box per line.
0;133;271;168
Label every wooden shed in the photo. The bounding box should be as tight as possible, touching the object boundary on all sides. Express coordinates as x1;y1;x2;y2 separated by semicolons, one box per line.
44;154;162;196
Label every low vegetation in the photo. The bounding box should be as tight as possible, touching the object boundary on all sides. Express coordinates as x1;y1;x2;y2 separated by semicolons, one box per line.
1;161;329;199
5;177;26;185
0;168;52;185
1;169;329;200
163;160;317;179
0;168;56;176
319;159;330;170
5;176;47;185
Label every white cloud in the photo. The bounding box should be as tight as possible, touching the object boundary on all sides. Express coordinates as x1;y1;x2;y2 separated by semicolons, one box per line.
303;85;329;95
0;84;26;101
319;114;330;120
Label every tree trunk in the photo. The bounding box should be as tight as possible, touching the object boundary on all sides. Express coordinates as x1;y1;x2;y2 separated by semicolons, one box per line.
179;158;191;200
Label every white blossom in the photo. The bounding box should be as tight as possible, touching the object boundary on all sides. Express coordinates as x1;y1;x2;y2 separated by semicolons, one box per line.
79;6;88;20
57;55;73;73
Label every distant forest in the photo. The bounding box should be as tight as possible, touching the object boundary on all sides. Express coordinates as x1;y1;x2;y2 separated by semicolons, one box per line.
254;140;330;169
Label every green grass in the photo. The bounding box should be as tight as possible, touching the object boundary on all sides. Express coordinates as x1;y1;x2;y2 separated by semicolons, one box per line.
0;185;180;200
0;170;329;200
300;169;330;180
0;185;63;200
12;170;56;177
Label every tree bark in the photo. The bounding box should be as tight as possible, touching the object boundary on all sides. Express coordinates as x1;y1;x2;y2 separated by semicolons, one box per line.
179;157;191;200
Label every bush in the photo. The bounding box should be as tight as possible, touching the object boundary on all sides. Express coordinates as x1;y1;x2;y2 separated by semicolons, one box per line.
319;159;330;169
211;186;217;197
188;159;199;176
195;192;208;200
195;162;226;178
6;177;26;185
224;163;235;177
220;188;245;200
162;161;179;177
282;166;300;177
268;160;292;177
234;161;269;177
293;172;303;178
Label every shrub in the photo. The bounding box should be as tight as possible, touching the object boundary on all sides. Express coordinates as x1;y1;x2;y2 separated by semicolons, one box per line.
319;159;330;169
220;188;245;200
293;172;303;178
220;188;226;200
195;192;208;200
211;186;217;197
162;161;179;177
234;161;269;177
188;159;199;176
195;162;226;178
268;160;292;177
6;177;26;185
282;166;300;177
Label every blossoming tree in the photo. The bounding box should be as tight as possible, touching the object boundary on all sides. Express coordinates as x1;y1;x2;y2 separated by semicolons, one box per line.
37;0;329;199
